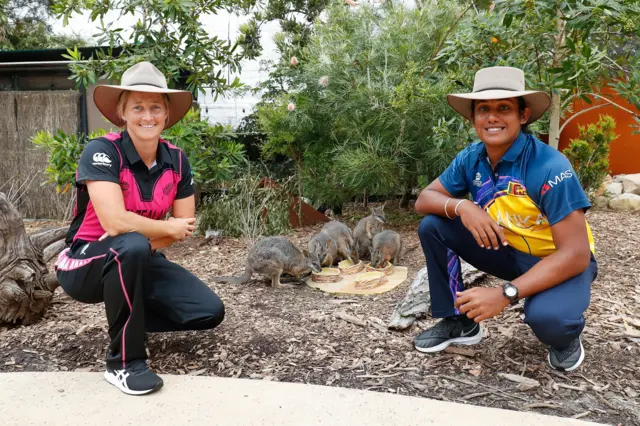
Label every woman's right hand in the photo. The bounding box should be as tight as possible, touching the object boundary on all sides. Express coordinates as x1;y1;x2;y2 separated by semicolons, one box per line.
167;217;196;241
457;201;508;250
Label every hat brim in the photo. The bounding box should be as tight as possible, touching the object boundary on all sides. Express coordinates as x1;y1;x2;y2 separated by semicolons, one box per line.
447;90;551;125
93;85;193;129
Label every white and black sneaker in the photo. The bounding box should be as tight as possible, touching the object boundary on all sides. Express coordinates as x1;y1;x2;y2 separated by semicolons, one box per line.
104;359;163;395
414;315;482;353
548;337;584;372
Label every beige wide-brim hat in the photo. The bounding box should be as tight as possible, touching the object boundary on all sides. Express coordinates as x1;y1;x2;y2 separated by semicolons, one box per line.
447;66;551;124
93;61;193;129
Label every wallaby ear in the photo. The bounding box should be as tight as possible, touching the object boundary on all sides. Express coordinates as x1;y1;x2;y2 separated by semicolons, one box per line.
325;238;332;249
303;248;309;257
381;202;386;211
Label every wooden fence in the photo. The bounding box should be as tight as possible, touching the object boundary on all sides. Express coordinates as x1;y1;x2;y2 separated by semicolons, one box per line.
0;91;80;218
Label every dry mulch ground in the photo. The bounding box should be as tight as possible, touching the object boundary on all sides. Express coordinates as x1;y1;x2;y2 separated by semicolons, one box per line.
2;206;639;425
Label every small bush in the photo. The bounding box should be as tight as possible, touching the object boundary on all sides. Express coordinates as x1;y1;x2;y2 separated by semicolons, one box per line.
198;169;293;242
562;114;617;196
31;129;107;193
162;109;246;192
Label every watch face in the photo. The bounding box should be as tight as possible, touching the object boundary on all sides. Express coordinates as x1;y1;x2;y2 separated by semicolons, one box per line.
505;286;517;297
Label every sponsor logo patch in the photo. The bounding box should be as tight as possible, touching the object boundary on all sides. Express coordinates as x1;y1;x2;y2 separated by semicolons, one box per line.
92;152;112;167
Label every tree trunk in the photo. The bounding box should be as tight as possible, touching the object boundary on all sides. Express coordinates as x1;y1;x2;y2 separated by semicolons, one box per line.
548;7;567;150
0;193;68;325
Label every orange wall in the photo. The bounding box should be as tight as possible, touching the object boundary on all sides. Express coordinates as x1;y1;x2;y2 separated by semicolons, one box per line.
558;86;640;175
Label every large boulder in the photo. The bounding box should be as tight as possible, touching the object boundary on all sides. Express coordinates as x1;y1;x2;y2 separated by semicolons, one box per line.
606;182;623;196
609;193;640;211
593;196;610;209
622;173;640;195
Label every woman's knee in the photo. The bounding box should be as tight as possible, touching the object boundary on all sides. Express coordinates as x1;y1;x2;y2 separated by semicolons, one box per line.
111;232;151;258
418;214;444;241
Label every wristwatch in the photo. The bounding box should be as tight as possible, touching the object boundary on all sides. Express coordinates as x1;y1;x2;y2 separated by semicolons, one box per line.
502;282;519;305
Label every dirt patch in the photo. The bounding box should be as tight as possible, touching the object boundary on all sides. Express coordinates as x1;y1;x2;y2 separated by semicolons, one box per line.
2;207;639;425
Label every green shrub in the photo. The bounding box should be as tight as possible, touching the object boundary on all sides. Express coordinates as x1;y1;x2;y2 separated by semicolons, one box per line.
162;109;246;191
31;128;107;193
198;170;293;241
562;114;617;195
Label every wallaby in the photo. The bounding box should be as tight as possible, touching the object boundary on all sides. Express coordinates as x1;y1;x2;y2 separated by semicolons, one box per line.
321;220;356;263
370;230;418;268
353;205;386;260
212;236;321;288
307;232;338;268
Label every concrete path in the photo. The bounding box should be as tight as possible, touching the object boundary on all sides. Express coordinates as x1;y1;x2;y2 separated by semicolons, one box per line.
0;372;602;426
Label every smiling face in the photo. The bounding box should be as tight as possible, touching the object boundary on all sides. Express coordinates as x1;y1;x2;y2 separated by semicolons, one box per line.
470;97;531;149
119;91;169;142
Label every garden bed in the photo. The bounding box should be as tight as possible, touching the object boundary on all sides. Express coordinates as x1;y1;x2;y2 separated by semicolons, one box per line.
2;207;639;425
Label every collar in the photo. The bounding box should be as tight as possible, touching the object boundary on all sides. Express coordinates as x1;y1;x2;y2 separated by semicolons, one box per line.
477;130;529;165
121;131;173;168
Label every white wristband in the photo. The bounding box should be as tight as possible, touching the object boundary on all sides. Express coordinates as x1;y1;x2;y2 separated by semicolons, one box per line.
444;197;454;219
454;199;467;216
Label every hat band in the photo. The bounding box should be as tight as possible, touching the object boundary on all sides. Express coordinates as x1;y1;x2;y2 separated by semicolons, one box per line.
474;87;520;93
127;82;166;89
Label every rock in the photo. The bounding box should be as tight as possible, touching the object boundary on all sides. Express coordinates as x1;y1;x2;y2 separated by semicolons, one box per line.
622;173;640;195
593;196;609;209
605;182;623;196
609;193;640;211
614;174;626;183
603;174;613;184
387;262;486;330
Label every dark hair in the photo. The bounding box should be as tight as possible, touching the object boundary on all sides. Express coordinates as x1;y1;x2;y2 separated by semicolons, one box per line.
470;97;531;134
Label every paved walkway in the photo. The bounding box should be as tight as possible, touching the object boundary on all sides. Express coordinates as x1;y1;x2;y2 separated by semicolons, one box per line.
1;372;602;425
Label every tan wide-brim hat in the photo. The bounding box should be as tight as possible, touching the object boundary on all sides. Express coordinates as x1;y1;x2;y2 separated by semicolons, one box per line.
447;66;551;124
93;61;193;129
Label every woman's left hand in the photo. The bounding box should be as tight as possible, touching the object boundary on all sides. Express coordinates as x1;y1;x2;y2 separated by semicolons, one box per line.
454;287;510;323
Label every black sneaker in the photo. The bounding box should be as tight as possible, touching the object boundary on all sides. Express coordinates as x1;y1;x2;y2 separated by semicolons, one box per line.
548;337;584;372
104;359;163;395
414;315;482;353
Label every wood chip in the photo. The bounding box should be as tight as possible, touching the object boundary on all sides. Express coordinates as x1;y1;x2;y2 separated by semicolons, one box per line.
333;311;367;327
444;346;479;357
571;411;591;420
498;373;540;391
462;392;491;400
523;403;563;410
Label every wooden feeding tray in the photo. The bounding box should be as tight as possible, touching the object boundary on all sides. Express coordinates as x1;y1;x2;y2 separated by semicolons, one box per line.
365;261;394;276
311;268;342;283
355;271;387;289
338;259;364;275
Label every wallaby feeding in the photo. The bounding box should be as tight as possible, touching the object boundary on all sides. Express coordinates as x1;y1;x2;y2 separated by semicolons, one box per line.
307;232;338;268
321;220;356;263
353;205;386;260
370;230;418;268
213;236;321;288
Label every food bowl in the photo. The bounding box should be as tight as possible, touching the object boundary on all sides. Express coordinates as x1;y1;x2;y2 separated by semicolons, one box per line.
365;261;393;276
355;271;387;289
311;267;343;283
338;259;364;275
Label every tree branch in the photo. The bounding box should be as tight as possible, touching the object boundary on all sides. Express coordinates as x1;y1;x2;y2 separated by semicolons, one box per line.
559;93;640;135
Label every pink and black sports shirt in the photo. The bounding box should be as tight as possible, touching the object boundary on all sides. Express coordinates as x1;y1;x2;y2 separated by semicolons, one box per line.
65;131;194;245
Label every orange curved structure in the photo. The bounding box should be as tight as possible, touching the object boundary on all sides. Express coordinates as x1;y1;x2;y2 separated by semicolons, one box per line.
559;86;640;175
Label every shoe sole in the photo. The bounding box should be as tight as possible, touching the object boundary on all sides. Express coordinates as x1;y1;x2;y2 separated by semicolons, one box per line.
414;325;483;354
104;371;163;396
548;339;585;372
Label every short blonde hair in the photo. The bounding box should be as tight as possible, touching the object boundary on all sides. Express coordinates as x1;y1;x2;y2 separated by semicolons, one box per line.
116;91;171;128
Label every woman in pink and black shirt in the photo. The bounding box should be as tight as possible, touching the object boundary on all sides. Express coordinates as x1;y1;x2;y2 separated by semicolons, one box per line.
55;62;224;395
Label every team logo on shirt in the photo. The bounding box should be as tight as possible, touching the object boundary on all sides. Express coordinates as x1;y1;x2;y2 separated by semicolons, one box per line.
507;181;527;197
162;182;175;198
472;172;483;187
120;181;130;197
92;152;112;167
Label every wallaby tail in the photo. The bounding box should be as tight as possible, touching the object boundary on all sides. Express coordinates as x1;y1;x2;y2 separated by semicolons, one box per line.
212;267;252;284
401;243;420;257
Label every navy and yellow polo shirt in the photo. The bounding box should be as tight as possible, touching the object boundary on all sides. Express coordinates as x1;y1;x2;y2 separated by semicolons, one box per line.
439;131;595;258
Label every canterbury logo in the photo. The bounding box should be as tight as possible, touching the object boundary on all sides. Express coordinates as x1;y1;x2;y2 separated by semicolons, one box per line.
92;152;112;165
